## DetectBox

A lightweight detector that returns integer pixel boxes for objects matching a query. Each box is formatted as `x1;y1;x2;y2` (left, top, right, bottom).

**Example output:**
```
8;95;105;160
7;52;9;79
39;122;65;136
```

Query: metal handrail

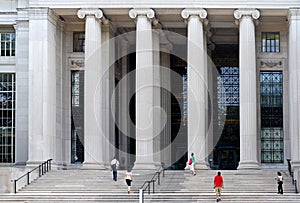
139;166;165;203
13;159;52;193
294;180;298;194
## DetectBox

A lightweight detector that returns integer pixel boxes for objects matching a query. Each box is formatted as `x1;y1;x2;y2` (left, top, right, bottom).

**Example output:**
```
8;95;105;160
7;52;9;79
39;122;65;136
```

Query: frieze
260;59;283;69
69;58;84;70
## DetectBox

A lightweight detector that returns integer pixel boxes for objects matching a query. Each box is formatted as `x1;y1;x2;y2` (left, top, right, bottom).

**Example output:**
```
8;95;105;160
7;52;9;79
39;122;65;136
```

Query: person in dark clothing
276;171;283;194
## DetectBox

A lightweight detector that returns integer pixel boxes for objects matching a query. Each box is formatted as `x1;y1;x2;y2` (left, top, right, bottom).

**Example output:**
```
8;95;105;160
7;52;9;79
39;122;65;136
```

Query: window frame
261;32;280;53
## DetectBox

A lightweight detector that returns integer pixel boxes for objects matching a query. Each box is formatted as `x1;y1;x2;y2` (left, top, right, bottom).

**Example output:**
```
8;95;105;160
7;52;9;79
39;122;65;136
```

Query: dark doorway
212;45;240;170
170;55;188;170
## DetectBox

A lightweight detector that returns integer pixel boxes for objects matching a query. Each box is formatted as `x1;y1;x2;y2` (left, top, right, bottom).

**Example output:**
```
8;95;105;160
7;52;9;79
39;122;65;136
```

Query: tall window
0;73;15;163
0;33;15;56
260;72;283;163
261;32;280;53
73;32;85;52
71;70;84;163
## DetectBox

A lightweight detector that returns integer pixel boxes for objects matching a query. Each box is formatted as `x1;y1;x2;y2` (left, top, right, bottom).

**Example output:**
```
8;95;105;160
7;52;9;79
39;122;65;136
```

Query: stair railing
139;165;165;203
13;159;53;193
294;180;298;194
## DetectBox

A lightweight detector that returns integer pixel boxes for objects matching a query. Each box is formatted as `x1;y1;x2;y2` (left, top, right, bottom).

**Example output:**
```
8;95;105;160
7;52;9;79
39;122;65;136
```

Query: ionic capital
234;9;260;20
129;8;155;19
181;8;207;20
287;9;300;23
77;8;103;19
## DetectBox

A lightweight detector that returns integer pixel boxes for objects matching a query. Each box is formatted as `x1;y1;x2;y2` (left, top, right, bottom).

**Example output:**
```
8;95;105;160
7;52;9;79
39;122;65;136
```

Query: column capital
288;9;300;22
129;8;155;19
234;9;260;20
181;8;207;20
77;8;103;19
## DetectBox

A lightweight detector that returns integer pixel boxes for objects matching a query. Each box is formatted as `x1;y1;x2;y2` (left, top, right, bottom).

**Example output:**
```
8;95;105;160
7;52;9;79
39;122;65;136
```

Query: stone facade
0;0;300;192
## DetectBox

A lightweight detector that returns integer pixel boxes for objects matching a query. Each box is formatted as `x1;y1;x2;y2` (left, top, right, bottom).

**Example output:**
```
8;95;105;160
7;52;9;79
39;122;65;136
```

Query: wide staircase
0;169;299;202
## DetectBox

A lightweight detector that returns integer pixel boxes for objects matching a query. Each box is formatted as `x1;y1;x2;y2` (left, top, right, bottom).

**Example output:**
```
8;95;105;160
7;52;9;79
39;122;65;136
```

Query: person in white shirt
124;169;133;194
110;157;119;181
276;171;283;194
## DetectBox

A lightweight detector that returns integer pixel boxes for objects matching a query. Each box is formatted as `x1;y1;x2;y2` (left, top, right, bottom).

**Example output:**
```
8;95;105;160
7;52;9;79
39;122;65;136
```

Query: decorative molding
260;59;283;69
287;9;300;23
69;58;84;70
181;8;207;20
234;9;260;20
129;8;155;19
77;8;103;19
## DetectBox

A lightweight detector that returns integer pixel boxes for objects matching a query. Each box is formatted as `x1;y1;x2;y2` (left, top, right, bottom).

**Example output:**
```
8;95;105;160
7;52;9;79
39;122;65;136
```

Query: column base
237;161;260;170
195;161;209;170
133;162;157;170
291;160;300;170
82;162;105;170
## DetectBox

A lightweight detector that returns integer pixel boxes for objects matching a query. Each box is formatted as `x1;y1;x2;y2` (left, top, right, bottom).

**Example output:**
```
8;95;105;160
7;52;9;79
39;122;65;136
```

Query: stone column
288;9;300;170
27;8;57;165
160;43;172;168
181;8;208;169
119;39;129;168
153;29;162;165
129;8;156;169
77;8;105;169
234;9;260;170
14;13;29;165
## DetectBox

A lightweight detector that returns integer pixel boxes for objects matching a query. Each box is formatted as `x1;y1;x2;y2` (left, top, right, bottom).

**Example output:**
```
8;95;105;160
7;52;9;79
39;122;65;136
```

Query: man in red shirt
214;171;224;202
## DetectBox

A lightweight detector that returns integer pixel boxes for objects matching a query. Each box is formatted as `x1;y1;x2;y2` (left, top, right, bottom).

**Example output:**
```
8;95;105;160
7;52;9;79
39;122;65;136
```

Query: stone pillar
129;8;156;169
102;23;116;166
288;9;300;170
153;29;161;165
181;8;208;169
160;43;172;168
14;15;29;165
119;39;129;168
234;9;260;170
77;8;105;169
27;8;57;165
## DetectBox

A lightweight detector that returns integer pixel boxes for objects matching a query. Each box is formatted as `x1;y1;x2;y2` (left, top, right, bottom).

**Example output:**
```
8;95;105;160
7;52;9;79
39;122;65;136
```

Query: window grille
0;73;15;163
261;32;280;53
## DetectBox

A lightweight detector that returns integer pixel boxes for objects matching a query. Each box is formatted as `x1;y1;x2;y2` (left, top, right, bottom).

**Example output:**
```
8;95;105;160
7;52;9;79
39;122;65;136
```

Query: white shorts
189;163;195;171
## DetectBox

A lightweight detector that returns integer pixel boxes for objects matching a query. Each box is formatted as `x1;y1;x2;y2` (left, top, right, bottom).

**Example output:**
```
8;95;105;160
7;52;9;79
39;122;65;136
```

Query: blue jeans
113;170;117;181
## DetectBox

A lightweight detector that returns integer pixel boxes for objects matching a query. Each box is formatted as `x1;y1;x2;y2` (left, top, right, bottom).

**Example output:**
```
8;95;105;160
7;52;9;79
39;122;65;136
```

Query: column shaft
153;29;161;165
288;9;300;169
130;9;156;169
234;9;260;169
160;45;172;168
182;9;208;169
78;9;105;169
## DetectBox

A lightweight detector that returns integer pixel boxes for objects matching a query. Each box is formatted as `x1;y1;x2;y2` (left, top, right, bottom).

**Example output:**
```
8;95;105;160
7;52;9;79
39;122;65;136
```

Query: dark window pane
260;72;283;163
261;32;280;53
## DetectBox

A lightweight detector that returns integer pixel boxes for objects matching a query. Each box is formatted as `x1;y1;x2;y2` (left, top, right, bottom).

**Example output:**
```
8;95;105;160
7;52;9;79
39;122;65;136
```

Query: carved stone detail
234;9;260;20
69;58;84;70
129;8;155;19
181;8;207;20
260;59;283;69
77;8;103;19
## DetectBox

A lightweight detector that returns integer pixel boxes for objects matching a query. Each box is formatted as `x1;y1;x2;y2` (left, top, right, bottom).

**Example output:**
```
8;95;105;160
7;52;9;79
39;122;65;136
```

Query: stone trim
129;8;155;19
234;9;260;20
181;8;207;20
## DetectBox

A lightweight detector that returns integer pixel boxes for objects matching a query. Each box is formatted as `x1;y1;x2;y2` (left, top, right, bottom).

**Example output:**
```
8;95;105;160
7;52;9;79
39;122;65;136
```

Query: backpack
111;163;117;170
188;158;192;165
